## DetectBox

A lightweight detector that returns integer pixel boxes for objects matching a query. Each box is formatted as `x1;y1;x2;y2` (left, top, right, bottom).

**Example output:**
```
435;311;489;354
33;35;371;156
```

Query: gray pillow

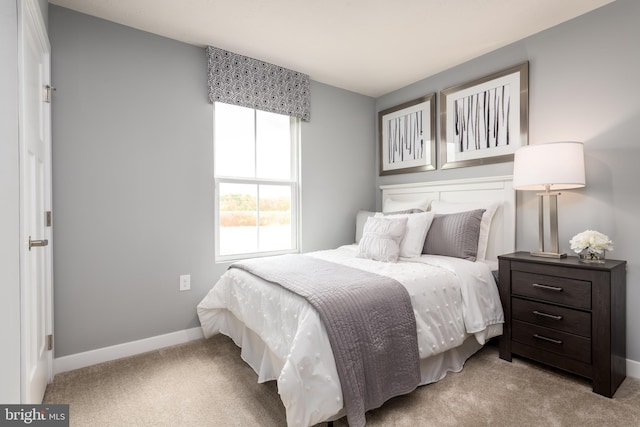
422;209;485;261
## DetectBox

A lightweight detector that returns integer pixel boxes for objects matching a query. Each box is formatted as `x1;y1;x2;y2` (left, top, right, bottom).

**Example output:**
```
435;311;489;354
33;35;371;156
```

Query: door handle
29;236;48;251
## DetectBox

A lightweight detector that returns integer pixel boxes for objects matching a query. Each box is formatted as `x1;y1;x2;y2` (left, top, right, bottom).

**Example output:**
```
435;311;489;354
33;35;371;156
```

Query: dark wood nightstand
498;252;626;397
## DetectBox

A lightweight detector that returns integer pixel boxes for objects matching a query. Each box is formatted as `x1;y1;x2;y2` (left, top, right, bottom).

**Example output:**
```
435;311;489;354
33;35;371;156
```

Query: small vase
579;249;606;264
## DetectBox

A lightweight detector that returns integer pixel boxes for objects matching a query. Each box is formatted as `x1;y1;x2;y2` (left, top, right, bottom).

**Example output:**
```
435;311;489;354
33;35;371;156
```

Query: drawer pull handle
533;310;563;320
532;283;563;292
533;334;563;345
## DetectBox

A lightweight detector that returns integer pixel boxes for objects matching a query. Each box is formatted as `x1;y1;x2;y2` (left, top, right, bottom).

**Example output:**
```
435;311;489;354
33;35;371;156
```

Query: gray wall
0;0;21;403
301;81;377;251
49;5;375;357
376;0;640;363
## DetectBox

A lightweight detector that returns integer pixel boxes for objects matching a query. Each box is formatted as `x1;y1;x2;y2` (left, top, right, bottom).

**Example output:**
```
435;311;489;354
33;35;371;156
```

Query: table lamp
512;141;586;258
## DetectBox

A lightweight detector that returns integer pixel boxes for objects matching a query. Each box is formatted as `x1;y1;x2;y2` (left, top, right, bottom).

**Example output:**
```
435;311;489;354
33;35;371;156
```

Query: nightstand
497;252;626;397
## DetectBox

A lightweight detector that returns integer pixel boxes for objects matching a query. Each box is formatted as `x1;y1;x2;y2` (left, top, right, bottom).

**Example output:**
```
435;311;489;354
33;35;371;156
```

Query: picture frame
439;62;529;169
379;93;436;175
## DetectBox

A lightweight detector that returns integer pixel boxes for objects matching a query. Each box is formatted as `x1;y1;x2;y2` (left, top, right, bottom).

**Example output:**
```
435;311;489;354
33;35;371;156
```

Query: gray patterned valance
206;46;310;121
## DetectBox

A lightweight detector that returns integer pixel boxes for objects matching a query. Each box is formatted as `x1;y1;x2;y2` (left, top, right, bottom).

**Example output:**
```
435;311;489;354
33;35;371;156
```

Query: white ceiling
49;0;614;97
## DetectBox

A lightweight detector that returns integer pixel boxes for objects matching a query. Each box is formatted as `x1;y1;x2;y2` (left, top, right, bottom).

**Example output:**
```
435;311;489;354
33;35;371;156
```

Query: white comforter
197;245;504;427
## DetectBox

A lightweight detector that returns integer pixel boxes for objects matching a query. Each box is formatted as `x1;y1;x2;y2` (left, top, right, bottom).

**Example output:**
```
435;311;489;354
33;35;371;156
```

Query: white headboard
380;176;515;261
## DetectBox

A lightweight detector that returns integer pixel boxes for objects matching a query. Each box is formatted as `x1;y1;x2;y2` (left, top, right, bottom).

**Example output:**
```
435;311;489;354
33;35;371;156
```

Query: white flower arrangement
569;230;613;256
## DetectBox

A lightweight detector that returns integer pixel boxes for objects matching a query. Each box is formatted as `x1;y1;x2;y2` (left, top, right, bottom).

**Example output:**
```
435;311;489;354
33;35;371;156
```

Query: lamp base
530;250;567;259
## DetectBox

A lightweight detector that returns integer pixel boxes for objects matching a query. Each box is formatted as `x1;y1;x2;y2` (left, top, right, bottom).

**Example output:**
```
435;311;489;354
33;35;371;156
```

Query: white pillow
383;198;430;213
376;211;434;258
357;216;408;263
429;200;499;261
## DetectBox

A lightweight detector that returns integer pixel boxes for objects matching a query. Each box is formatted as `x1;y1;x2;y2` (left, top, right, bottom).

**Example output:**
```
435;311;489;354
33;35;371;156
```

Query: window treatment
206;46;310;121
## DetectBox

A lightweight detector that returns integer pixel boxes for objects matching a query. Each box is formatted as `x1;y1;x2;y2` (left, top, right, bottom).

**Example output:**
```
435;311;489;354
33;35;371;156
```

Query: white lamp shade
512;141;586;191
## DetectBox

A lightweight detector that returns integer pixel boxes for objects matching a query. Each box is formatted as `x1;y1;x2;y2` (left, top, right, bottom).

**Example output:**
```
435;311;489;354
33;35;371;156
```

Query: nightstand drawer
512;298;591;337
512;271;591;309
512;320;591;364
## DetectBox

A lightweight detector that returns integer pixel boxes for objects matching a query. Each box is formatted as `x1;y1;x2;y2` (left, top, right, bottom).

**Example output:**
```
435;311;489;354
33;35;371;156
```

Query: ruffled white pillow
376;211;434;258
357;216;408;262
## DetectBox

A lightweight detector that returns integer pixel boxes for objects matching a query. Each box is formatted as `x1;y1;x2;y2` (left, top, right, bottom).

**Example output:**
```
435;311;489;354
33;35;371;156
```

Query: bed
197;176;515;427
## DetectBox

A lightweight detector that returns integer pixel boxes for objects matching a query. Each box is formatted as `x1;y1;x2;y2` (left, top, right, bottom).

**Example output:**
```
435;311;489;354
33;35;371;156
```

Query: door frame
18;0;53;402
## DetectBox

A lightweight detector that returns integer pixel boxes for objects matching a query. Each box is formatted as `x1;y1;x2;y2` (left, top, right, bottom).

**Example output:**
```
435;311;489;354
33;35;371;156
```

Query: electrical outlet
179;274;191;291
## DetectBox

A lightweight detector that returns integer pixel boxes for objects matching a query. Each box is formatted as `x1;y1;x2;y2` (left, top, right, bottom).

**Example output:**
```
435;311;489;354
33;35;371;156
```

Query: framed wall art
439;62;529;169
379;93;436;175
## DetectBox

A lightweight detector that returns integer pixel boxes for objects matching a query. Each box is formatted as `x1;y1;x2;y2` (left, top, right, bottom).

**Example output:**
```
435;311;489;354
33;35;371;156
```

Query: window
214;103;300;261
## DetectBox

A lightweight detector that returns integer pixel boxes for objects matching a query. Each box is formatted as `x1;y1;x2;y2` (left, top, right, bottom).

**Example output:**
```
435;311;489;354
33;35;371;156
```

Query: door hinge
47;334;53;351
43;85;56;103
46;211;52;227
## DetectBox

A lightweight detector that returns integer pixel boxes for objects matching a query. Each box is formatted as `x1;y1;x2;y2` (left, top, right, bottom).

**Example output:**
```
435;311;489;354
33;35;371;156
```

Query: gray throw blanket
230;254;420;427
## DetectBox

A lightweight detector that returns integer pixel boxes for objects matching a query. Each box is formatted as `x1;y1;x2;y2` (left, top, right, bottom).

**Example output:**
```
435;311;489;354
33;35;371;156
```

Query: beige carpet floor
44;336;640;426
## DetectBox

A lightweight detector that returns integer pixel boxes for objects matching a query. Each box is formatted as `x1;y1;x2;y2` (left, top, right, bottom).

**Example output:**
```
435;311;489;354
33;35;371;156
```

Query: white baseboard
627;358;640;379
52;327;640;380
53;327;204;375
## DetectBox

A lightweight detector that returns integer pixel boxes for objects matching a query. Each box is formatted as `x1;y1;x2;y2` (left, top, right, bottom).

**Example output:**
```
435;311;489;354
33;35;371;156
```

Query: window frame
213;103;301;262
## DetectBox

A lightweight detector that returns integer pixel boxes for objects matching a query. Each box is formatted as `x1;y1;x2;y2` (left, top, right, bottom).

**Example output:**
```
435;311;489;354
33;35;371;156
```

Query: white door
19;0;53;404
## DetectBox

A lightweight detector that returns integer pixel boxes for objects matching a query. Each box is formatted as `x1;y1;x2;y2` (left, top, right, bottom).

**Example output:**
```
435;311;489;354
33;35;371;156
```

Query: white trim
51;325;640;383
627;358;640;379
53;327;204;375
19;0;53;403
379;175;514;191
213;107;301;263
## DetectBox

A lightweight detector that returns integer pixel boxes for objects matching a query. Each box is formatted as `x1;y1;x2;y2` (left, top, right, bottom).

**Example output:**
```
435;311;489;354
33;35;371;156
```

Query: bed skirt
211;310;486;424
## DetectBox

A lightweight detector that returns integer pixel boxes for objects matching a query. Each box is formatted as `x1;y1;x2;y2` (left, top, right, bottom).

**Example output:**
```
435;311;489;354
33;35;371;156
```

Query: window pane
214;103;299;260
219;183;257;255
258;185;292;252
256;110;291;180
215;103;255;178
